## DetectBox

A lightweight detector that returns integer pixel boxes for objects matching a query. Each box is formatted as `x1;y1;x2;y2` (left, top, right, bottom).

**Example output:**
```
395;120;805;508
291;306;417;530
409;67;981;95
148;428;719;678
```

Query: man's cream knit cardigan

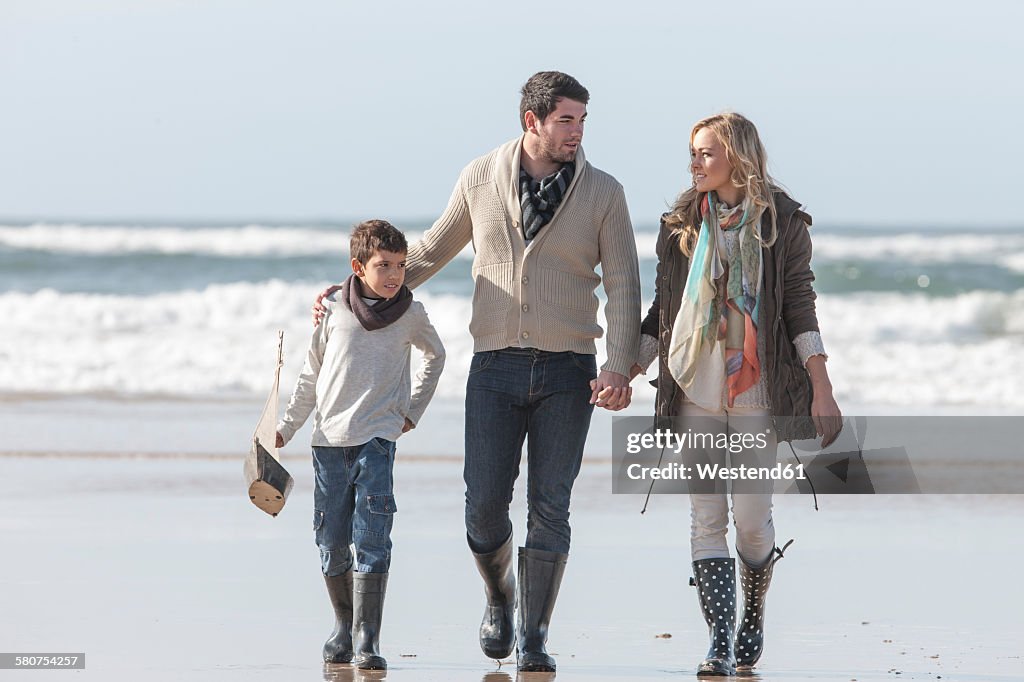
406;135;640;377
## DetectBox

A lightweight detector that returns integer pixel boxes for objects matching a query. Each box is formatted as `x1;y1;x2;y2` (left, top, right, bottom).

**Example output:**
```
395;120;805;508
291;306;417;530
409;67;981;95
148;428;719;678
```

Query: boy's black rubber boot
353;572;388;670
322;570;354;663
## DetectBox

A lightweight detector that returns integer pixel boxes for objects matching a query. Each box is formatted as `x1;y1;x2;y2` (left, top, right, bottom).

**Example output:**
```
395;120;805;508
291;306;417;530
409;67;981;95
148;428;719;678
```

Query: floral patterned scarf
667;192;763;409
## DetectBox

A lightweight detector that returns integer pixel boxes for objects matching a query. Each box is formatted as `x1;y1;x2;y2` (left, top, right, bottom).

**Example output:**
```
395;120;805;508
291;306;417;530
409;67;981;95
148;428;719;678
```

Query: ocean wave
811;232;1024;266
1;283;1022;408
0;283;475;400
7;224;1022;269
817;290;1024;409
818;290;1024;342
0;224;468;259
0;223;347;257
999;251;1024;274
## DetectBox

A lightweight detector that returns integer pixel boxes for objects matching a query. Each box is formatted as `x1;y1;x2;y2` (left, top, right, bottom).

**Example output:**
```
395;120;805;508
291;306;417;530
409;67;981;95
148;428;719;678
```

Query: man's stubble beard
541;135;577;166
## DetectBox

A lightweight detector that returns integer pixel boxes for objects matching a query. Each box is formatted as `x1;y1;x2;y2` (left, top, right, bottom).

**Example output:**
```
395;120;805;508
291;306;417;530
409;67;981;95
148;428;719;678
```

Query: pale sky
2;0;1021;227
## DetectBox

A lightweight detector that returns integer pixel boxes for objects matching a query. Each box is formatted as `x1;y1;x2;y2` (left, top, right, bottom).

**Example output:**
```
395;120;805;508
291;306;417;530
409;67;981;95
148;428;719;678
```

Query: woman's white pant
680;401;778;564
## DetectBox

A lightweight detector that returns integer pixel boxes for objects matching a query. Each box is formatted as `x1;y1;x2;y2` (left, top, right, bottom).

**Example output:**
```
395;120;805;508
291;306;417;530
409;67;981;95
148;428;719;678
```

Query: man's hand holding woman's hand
589;370;632;411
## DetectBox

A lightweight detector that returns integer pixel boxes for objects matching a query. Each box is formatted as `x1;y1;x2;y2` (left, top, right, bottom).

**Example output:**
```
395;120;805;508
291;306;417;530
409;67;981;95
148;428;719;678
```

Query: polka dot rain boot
690;557;737;677
735;540;792;670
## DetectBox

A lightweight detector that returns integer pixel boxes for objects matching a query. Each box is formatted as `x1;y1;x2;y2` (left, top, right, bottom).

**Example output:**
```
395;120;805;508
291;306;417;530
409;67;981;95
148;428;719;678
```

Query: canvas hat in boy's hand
244;331;294;516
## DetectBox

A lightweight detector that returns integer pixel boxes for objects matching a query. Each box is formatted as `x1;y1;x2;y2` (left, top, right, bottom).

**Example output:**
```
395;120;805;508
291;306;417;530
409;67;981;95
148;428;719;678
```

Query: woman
633;112;841;677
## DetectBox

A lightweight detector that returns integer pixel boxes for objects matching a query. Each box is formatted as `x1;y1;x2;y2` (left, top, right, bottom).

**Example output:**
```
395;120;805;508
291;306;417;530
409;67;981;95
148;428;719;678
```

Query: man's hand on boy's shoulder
312;284;342;326
402;418;415;433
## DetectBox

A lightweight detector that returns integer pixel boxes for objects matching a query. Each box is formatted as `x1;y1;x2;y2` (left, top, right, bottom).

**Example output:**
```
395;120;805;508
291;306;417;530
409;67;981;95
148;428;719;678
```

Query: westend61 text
625;428;770;455
626;462;807;481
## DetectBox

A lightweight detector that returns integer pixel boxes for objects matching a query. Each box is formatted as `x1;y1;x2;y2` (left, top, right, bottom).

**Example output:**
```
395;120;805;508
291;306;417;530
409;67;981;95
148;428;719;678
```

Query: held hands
589;370;632;411
311;285;342;326
587;365;643;411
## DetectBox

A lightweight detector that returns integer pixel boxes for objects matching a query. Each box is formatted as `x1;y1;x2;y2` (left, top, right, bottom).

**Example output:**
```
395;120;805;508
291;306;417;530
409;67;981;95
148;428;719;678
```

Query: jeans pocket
468;350;496;375
366;493;398;515
365;494;398;539
569;351;598;378
369;437;395;456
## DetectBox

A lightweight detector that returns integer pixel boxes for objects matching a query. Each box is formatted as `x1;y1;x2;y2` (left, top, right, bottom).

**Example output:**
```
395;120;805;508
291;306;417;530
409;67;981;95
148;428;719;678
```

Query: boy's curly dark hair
350;219;408;264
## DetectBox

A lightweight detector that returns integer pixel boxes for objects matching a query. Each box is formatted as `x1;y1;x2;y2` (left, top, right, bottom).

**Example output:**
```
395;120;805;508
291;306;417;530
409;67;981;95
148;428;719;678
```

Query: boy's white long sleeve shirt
277;294;445;448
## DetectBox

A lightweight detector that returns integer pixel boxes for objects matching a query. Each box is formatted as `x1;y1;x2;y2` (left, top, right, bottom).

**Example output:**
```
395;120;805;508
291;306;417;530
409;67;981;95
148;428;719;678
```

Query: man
314;71;640;672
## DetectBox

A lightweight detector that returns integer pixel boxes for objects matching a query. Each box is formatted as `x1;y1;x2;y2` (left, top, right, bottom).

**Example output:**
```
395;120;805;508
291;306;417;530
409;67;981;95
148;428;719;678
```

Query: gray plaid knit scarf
519;162;575;242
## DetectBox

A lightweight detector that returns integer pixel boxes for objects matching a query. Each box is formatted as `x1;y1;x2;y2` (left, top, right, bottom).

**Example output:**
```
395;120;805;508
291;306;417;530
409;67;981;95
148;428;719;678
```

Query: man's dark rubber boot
322;570;354;663
516;547;567;673
471;534;516;659
735;540;792;669
691;558;737;677
352;572;388;670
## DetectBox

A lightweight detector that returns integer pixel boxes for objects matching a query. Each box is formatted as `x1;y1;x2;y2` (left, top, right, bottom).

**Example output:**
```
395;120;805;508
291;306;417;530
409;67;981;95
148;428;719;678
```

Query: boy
276;219;445;670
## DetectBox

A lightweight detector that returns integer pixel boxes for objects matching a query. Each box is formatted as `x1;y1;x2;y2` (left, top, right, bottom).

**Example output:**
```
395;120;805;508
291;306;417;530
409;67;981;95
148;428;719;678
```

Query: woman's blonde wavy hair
665;112;779;256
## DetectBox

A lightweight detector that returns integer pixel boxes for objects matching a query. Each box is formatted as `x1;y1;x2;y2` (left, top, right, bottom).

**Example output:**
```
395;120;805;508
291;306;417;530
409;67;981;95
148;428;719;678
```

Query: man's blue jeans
312;438;397;575
464;348;596;555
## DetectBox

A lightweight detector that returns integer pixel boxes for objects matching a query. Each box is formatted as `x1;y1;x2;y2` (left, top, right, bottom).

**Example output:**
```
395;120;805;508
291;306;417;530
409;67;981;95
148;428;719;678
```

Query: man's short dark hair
519;71;590;131
350;219;408;264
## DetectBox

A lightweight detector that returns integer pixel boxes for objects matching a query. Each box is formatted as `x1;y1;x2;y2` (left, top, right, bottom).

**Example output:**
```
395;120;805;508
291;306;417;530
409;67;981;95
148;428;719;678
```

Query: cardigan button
522;276;529;285
522;304;529;312
522;332;530;340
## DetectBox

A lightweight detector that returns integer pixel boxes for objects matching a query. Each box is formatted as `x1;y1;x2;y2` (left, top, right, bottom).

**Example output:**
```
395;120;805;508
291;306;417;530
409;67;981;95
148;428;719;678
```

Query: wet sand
2;453;1023;681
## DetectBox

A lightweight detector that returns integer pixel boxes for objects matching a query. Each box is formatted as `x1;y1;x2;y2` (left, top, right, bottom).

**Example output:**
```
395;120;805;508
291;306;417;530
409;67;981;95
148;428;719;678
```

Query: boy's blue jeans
312;438;397;576
464;348;596;555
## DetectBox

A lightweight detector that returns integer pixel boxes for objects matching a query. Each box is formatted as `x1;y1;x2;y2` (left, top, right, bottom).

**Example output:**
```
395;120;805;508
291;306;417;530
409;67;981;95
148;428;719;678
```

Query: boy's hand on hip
275;432;284;448
401;418;415;433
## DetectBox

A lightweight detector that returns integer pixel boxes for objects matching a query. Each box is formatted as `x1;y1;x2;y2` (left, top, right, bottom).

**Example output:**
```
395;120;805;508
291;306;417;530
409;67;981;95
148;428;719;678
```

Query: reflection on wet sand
510;671;555;682
323;662;388;681
321;663;559;681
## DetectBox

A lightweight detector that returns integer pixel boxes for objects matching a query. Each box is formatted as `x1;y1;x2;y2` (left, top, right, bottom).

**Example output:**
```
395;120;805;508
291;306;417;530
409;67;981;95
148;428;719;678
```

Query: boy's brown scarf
340;273;412;331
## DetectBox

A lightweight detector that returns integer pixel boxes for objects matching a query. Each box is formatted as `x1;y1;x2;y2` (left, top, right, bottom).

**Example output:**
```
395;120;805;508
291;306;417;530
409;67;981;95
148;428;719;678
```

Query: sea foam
0;224;465;259
1;283;1022;409
6;223;1022;267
